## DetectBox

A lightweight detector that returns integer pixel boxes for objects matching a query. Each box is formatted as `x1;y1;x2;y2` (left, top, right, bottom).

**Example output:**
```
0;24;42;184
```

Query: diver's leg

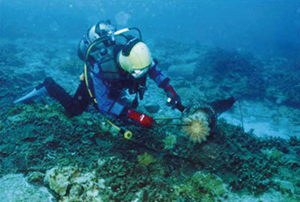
43;77;72;108
67;79;91;117
43;77;91;117
14;77;91;117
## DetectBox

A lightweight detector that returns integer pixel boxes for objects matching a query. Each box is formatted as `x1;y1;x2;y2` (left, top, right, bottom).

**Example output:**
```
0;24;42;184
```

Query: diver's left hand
164;84;182;109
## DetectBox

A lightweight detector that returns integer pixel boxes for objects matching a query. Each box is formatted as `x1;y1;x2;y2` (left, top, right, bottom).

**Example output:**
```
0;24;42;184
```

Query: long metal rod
154;123;191;126
154;117;182;120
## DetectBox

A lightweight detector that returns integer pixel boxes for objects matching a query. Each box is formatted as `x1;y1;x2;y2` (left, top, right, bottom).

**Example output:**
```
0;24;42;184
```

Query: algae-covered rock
174;170;228;201
45;166;75;196
26;171;45;185
192;171;227;196
0;174;54;202
144;103;160;114
44;166;104;202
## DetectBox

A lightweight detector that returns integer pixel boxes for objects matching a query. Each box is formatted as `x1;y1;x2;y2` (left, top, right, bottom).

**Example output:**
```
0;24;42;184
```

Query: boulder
0;174;54;202
144;103;161;113
167;62;197;79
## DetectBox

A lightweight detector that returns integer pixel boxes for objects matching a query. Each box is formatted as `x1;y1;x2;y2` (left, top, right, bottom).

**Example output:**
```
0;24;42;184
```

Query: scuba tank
77;20;144;103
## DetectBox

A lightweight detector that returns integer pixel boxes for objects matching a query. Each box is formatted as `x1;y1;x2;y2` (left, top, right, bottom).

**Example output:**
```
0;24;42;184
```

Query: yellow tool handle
106;119;133;140
122;129;133;140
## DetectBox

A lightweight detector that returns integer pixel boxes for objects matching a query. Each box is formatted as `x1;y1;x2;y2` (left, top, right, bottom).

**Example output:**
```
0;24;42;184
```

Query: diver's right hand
127;110;155;127
164;84;182;110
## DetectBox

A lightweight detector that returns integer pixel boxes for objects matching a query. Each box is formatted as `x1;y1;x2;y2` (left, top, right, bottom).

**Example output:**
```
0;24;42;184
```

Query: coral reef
263;57;300;106
1;38;300;202
1;102;115;176
1;101;300;201
193;48;266;100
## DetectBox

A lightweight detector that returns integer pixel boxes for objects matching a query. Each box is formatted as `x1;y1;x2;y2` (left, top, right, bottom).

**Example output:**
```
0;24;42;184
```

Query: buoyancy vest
83;30;147;105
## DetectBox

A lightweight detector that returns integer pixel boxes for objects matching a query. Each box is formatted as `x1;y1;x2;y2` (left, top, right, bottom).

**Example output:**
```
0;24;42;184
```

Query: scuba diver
14;20;184;128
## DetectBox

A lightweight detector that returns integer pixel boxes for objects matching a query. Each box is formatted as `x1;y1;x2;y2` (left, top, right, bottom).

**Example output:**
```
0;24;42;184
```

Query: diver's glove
127;110;155;127
164;84;182;110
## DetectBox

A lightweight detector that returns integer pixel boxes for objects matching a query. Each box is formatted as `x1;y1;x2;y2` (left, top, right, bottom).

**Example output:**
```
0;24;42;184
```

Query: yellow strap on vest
84;63;97;104
83;37;107;104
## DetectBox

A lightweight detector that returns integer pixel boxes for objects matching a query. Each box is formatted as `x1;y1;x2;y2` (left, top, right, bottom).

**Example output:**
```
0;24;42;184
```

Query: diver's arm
148;59;170;89
92;76;154;127
148;59;183;111
95;95;154;127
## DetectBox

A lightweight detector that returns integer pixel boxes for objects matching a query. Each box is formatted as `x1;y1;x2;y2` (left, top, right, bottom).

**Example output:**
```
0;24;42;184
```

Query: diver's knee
43;77;56;87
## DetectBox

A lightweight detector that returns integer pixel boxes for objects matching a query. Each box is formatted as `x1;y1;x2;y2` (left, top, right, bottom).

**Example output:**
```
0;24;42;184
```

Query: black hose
128;27;142;39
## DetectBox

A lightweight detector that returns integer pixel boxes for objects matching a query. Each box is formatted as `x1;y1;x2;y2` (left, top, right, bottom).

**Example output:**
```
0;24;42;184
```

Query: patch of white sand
227;190;299;202
220;100;300;139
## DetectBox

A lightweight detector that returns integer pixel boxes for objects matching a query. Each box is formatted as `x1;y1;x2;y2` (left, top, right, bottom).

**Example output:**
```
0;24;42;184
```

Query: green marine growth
174;171;228;201
137;152;157;166
6;103;69;125
163;134;177;150
262;148;284;161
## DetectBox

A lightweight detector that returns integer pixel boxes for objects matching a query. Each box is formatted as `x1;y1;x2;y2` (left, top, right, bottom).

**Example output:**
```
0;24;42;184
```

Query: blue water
1;0;299;58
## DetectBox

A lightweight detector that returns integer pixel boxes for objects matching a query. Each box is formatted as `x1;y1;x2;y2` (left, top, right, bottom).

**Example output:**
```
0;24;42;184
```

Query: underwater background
1;0;300;201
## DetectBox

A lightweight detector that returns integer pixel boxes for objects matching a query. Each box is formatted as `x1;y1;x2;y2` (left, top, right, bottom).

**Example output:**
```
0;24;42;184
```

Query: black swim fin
209;97;235;115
